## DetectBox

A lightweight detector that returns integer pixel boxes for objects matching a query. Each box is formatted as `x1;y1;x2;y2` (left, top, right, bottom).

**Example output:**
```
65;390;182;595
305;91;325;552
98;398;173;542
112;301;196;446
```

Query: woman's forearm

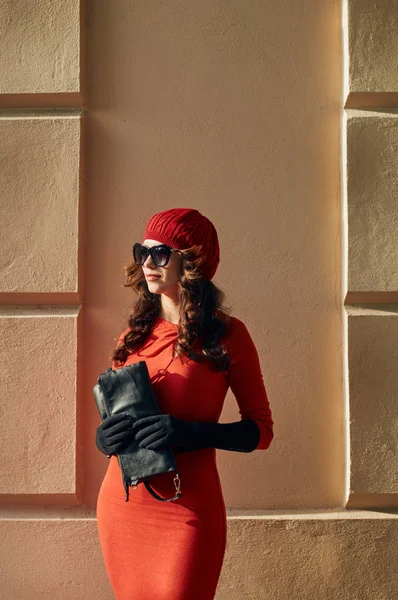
171;418;261;453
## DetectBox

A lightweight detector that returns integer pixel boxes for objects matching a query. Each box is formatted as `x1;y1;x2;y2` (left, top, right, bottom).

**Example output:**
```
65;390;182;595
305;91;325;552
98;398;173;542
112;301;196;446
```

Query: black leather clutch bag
93;361;182;503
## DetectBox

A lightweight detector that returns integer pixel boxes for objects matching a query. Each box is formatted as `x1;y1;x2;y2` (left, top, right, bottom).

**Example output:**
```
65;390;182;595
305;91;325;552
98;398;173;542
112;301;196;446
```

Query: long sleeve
224;317;274;450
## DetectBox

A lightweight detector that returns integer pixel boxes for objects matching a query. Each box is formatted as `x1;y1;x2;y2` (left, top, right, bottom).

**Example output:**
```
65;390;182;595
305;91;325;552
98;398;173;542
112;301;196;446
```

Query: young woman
95;207;274;600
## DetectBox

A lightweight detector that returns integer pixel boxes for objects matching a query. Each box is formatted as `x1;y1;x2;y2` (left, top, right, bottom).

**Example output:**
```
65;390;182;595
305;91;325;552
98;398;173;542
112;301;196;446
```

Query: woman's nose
143;253;155;267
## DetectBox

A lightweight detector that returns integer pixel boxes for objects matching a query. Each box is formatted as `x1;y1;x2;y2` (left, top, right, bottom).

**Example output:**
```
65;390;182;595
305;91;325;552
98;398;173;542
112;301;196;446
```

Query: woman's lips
146;274;161;280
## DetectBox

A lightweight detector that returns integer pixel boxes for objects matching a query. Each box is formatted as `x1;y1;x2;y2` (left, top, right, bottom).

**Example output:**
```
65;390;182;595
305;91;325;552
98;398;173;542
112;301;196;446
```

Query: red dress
96;315;274;600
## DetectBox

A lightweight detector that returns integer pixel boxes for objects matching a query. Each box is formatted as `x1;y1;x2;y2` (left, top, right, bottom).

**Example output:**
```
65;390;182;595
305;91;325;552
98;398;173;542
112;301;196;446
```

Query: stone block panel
0;0;80;94
346;110;398;292
347;306;398;495
0;513;112;600
220;512;398;600
0;115;81;293
0;308;79;495
345;0;398;93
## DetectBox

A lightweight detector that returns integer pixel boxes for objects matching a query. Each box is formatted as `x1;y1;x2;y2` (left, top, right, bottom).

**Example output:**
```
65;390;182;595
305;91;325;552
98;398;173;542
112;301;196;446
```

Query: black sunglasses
132;243;181;267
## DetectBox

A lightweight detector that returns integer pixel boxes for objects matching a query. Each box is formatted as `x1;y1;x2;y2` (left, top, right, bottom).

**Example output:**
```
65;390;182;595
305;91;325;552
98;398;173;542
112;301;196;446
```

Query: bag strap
144;474;182;502
123;473;182;503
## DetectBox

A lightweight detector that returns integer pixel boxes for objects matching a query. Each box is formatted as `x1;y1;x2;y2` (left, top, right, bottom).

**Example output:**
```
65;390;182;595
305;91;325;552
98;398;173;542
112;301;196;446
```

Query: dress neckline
155;316;179;327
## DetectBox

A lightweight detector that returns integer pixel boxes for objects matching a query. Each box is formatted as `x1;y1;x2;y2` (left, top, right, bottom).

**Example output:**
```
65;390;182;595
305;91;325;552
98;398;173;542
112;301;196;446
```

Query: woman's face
141;239;183;296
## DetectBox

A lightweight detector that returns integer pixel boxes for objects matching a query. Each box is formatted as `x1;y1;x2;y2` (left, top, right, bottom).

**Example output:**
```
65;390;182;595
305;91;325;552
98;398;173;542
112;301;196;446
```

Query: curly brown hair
110;243;233;372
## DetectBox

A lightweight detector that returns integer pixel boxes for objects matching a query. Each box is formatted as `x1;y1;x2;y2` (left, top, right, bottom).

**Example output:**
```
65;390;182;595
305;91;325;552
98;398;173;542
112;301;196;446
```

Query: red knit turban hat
143;207;220;280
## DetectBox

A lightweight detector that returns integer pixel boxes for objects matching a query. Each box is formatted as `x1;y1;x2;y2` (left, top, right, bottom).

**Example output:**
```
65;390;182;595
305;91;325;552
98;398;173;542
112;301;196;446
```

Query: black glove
95;413;135;457
132;414;261;453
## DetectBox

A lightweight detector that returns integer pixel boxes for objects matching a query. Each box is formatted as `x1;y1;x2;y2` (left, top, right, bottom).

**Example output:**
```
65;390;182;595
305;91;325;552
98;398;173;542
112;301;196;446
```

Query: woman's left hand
132;414;184;450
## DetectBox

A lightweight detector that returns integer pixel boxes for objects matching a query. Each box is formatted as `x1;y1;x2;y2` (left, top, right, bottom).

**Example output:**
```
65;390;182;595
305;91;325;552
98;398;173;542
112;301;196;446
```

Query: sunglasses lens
133;244;147;265
152;246;170;266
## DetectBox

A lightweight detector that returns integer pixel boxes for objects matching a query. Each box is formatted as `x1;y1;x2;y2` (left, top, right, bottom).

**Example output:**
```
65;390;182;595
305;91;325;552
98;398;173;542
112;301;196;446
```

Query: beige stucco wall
1;0;397;598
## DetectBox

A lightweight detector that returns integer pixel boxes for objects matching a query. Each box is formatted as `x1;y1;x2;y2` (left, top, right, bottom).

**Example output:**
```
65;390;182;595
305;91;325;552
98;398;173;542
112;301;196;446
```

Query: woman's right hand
95;413;135;457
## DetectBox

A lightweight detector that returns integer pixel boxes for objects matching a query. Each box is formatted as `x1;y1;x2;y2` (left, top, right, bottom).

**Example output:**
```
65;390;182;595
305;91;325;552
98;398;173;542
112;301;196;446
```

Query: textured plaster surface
0;115;81;293
346;110;398;291
218;514;398;600
0;308;78;495
85;0;344;510
347;307;398;495
0;0;80;94
346;0;398;93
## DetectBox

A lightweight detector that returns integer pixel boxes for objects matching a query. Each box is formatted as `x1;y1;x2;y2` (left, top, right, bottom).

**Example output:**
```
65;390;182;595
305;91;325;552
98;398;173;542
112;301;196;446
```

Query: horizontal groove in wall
227;509;398;519
0;496;80;511
0;108;83;118
345;92;398;109
347;493;398;510
345;304;398;314
345;292;398;305
0;93;84;110
345;107;398;116
0;306;81;317
0;293;81;305
0;506;96;520
1;507;398;521
344;304;398;315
